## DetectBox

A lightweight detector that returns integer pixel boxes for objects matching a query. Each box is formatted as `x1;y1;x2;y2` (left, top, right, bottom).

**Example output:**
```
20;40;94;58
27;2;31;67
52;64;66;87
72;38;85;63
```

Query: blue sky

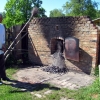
0;0;100;16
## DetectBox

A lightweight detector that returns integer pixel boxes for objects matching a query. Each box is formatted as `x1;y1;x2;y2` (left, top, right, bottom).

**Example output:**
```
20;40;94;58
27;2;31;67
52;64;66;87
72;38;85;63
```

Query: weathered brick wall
28;16;100;74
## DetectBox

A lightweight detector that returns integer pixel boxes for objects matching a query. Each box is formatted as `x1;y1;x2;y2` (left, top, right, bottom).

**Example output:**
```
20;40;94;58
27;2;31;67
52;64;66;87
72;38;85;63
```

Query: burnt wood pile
42;40;68;73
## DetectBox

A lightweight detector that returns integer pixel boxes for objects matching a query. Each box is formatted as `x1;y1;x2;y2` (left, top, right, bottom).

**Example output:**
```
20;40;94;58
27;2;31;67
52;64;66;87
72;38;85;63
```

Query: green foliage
5;54;21;66
96;10;100;18
63;0;99;19
0;12;6;18
50;9;65;17
3;0;46;28
94;66;99;76
5;53;31;67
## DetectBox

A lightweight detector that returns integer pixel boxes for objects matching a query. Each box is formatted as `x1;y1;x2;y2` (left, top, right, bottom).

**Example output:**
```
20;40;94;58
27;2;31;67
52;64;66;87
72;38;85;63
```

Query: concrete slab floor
13;66;95;90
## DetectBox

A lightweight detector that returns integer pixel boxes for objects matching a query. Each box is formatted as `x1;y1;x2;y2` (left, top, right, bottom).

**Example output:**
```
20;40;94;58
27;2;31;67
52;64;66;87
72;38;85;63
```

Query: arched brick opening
50;37;64;54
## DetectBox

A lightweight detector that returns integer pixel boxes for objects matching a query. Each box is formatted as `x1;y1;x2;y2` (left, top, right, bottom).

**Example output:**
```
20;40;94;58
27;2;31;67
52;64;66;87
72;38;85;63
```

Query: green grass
0;66;99;100
33;78;99;100
0;85;32;100
66;78;100;100
0;66;32;100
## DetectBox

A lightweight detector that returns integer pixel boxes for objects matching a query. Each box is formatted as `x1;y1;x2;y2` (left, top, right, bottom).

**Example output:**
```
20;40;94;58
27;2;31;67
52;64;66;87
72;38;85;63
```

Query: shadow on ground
4;79;60;93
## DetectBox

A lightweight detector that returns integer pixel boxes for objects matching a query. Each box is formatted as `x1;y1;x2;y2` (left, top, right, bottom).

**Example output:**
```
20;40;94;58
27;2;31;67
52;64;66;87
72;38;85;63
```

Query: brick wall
28;16;100;74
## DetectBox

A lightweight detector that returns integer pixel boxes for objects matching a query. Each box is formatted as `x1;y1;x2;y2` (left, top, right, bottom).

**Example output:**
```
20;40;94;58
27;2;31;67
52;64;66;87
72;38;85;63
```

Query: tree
96;10;100;18
33;0;46;17
63;0;99;19
0;12;6;18
3;0;46;28
49;9;65;17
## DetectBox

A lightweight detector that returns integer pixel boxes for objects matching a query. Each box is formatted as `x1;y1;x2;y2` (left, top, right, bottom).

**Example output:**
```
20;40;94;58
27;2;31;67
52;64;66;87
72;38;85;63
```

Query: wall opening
50;38;64;54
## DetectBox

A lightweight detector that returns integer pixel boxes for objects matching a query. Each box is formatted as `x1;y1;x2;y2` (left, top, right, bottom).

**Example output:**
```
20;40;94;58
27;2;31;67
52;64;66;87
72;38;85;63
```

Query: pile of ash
42;51;68;74
42;66;68;73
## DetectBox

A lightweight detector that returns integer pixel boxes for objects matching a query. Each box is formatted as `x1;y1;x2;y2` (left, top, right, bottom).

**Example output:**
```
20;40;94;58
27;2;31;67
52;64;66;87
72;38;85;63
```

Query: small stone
34;94;42;98
60;97;67;100
20;89;27;91
30;92;34;94
44;90;52;94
